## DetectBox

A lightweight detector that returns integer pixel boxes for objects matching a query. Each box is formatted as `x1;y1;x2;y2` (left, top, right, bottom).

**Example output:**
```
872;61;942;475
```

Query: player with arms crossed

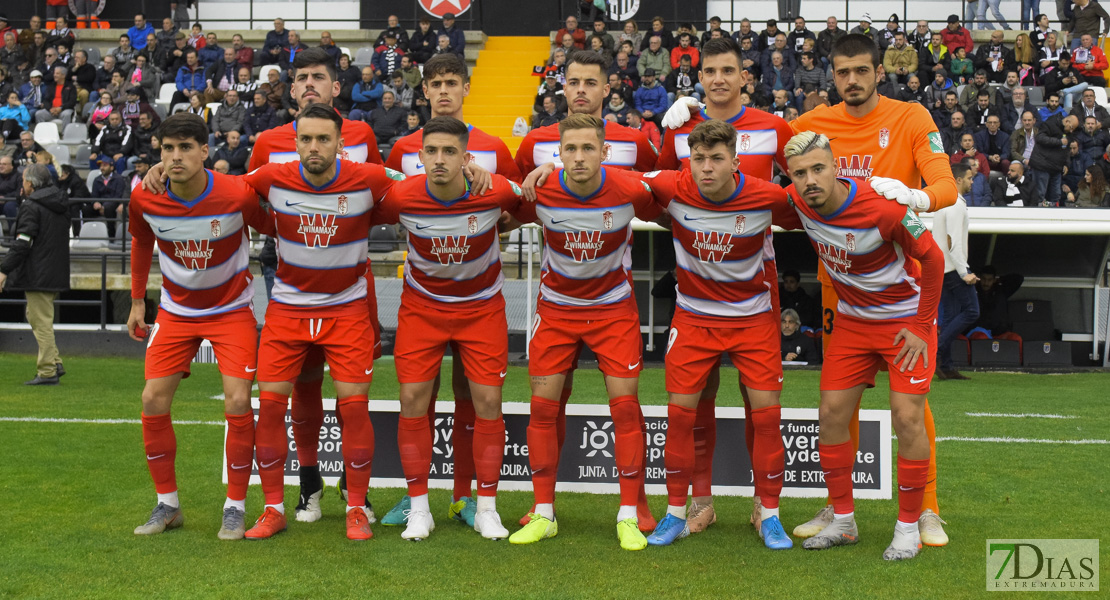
507;114;660;551
380;53;522;529
240;105;402;541
128;113;270;540
373;116;524;541
636;119;796;549
781;131;943;561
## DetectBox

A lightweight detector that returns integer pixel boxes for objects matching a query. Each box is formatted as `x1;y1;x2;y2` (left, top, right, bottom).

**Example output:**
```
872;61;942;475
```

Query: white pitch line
0;417;223;426
935;436;1109;445
965;412;1079;419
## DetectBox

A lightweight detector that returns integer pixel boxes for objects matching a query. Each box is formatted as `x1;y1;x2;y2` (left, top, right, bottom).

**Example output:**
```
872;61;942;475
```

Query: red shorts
258;308;374;384
529;311;642;378
821;315;936;395
665;313;782;394
395;299;508;386
304;280;381;369
144;308;258;380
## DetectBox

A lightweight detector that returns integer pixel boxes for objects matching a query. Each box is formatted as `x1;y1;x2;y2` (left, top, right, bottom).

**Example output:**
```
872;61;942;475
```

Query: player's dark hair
156;113;209;147
559;113;606;142
293;47;337;81
296;102;343;133
829;33;881;68
422;53;469;84
701;37;744;66
567;49;611;75
952;162;973;181
688;119;737;154
422;116;469;146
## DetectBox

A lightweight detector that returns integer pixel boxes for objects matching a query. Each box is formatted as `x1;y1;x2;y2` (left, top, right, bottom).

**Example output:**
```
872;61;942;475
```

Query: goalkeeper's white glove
869;176;931;212
661;96;702;130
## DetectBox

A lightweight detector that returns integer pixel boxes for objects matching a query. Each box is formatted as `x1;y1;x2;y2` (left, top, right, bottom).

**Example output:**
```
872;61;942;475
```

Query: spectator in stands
89;156;126;237
665;55;698;103
779;308;819;363
899;74;928;104
849;13;880;46
1068;164;1110;206
778;269;820;328
960;70;998;110
948;47;975;85
230;34;253;72
410;18;436;64
1030;114;1079;205
198;32;223;68
918;32;949;84
187;23;206;50
633;68;668;127
14;131;43;168
132;111;156;157
19;69;47;120
16;15;41;51
1039;31;1064;75
975;115;1010;173
700;16;728;47
385;72;413;110
615;20;642;56
211;159;230;174
124;54;158;102
90;111;134;173
534;71;564;109
532;94;562;129
786;17;815;57
128;14;155;52
1071;34;1108;87
815;17;846;68
757;19;781;51
25;31;48;69
52;163;88;236
638;37;671;79
934;161;978;380
1072;88;1110;129
126;152;152;193
261;67;288;118
163;31;190;74
619;108;655;149
1;90;30;140
669;33;698;70
231;67;259;107
367;89;405;146
376;15;410;51
760;50;794;98
1001;87;1034;134
435;35;454;58
793;50;827;104
942;110;972;153
732;18;756;47
997;71;1021;103
36;47;61;86
211;88;244;144
603;91;629;124
769;89;792;118
35;65;75;125
973;30;1012;84
884;31;917;84
244;89;279;144
349;66;382;122
157;17;179;52
211;130;248;175
48;17;74;53
1038;92;1069;122
280;31;309;81
1069;0;1109;49
334;54;359;112
958;155;992;206
374;32;405;80
941;14;974;55
611;51;639;87
1077;114;1110;161
170;47;204;107
400;111;421;137
1062;138;1094;196
1011;34;1037;84
1011;109;1038;165
908;19;932;52
637;17;671;52
0;164;68;385
0;156;18;233
588;35;613;64
204;47;240;103
879;14;904;51
263;18;290;66
591;18;616;52
103;70;129;106
1;32;24;71
556;16;587;51
761;33;796;73
967;91;1001;130
992;160;1038;204
952;132;991;177
85;92;113;139
973;267;1025;334
399;55;421;90
1030;13;1053;51
439;12;466;57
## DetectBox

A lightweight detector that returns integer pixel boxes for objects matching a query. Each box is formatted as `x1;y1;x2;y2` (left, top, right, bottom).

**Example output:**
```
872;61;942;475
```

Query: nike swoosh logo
365;368;374;375
910;377;928;384
551;152;560;158
899;486;914;491
628;362;640;370
415;224;432;230
777;376;784;382
803;223;818;232
352;460;371;469
499;371;507;378
767;472;783;479
146;454;165;460
620;470;638;477
260;459;282;469
465;425;475;431
665;469;681;474
550;218;569;225
245;366;257;373
291;419;306;425
415;163;424;169
682;214;702;221
480;482;496;488
822;471;833;477
231;463;250;470
406;477;418;483
286;200;306;207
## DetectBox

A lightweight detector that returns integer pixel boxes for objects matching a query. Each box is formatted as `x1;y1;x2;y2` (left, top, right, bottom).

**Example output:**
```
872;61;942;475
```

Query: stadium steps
466;36;552;153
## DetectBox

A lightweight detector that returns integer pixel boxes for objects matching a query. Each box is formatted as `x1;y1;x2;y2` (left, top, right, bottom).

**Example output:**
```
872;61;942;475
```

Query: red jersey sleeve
384;142;404;172
880;203;944;337
620;171;662;221
654;127;681;171
777;186;805;230
372;186;402;226
351;162;405;199
242;164;277;200
128;193;154;299
637;169;679;209
511;195;538;224
773;119;794;172
365;133;384;165
485;174;525;213
515;132;538;177
494;141;524;183
633;129;659;172
246;134;272;173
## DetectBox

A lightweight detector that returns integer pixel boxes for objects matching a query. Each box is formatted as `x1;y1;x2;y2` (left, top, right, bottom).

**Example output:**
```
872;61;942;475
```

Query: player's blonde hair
783;131;832;160
559;113;606;143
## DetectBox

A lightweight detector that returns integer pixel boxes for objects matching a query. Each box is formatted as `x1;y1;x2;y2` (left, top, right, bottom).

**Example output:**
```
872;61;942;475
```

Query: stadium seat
85;170;99;191
970;338;1022;367
206;102;221;117
1009;299;1053;323
71;221;110;250
257;64;281;83
339;46;352;60
171;102;190;115
60;122;88;145
152;104;167;121
1028;86;1045;106
44;143;70;165
1022;340;1072;366
955;84;966;99
33;122;61;145
1092;86;1108;108
85;46;101;64
74;143;92;164
156;83;177;108
368;224;399;252
353;47;376;67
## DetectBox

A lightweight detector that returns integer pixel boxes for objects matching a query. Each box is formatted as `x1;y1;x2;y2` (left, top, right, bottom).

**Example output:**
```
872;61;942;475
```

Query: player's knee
140;386;172;415
224;393;250;415
608;397;642;433
891;404;925;440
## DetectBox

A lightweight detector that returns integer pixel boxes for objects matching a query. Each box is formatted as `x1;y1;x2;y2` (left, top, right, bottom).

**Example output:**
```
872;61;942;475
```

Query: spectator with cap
127;153;152;193
879;14;903;50
439;13;466;57
849;14;881;46
535;69;564;110
941;15;974;55
262;18;290;66
633;67;668;127
163;30;190;74
376;15;411;52
373;32;405;80
244;89;279;145
0;15;15;47
410;18;437;64
556;16;586;50
19;69;47;119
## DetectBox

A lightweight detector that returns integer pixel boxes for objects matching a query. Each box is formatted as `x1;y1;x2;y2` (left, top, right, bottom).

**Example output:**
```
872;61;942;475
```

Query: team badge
879;128;890;148
210;219;221;237
845;232;856;252
739;133;751;152
1026;302;1035;313
1043;342;1053;354
602;210;614;230
467;214;478;233
337;195;348;215
340;149;350;161
734;214;746;234
604;145;614;162
992;341;1000;352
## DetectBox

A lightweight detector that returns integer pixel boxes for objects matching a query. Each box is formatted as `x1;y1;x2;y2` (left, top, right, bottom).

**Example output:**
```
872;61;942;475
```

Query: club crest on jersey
739;133;751;152
210;219;221;238
173;239;214;270
564;230;604;262
337;195;348;215
340;149;350;161
693;231;734;262
604;145;613;162
297;214;339;247
430;235;471;265
879;128;890;149
466;214;479;234
836;155;874;178
816;242;852;274
734;214;746;234
601;210;614;230
846;232;856;251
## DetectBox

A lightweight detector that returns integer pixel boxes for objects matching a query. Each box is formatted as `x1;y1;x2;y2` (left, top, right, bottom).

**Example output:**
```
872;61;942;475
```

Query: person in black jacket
780;309;820;363
243;89;279;145
972;267;1024;335
89;111;135;173
375;15;411;51
90;157;127;237
1028;114;1078;205
54;163;91;236
409;18;437;64
211;130;249;175
0;155;20;233
0;164;69;385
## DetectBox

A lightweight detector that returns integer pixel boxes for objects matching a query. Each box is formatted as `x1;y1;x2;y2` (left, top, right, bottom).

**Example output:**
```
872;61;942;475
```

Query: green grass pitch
0;353;1106;599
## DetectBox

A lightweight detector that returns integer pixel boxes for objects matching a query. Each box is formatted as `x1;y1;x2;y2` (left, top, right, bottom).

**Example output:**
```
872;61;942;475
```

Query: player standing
636;120;794;550
128;113;269;540
507;114;660;551
781;131;943;561
374;117;523;541
241;105;402;541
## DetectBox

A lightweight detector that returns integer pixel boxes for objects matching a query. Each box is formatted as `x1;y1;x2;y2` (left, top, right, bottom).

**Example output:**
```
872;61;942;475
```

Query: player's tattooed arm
521;162;558;202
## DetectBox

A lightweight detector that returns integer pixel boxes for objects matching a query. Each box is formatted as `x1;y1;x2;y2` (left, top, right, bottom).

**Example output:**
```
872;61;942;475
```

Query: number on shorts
146;322;161;349
665;327;678;355
823;308;835;335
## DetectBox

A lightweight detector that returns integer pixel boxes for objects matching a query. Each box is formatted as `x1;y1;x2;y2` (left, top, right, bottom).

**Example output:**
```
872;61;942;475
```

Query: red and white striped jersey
244;160;403;315
515;167;660;318
374;174;523;310
780;178;943;334
515;120;658;175
129;170;268;318
386;123;524;182
637;169;792;326
246;115;383;172
654;106;793;178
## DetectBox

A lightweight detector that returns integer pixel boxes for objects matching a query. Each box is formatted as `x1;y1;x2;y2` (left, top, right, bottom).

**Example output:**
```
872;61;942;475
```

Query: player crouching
782;132;943;561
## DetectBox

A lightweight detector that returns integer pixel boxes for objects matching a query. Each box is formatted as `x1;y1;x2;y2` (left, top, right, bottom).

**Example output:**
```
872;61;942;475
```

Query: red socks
290;379;324;467
141;413;177;494
555;386;571;455
691;396;716;497
256;391;289;505
473;416;505;497
453;397;477;500
398;414;432;497
819;440;856;515
609;395;644;507
897;455;930;523
750;405;785;509
664;404;697;507
337;395;373;507
526;396;561;504
224;412;255;502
